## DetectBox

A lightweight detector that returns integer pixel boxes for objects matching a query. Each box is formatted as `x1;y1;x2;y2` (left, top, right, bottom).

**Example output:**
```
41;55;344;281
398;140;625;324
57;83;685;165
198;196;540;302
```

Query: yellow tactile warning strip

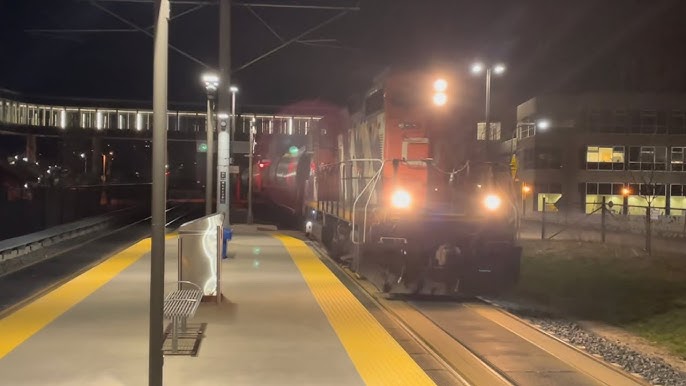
274;234;436;386
0;237;152;359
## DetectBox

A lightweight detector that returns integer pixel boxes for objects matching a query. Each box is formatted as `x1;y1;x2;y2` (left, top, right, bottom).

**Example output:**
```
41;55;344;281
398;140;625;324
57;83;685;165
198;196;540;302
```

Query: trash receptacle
222;227;233;259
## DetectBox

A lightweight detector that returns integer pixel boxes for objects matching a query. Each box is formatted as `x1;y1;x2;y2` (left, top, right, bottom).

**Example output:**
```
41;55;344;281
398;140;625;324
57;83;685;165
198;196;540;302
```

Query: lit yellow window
587;146;599;162
598;147;613;163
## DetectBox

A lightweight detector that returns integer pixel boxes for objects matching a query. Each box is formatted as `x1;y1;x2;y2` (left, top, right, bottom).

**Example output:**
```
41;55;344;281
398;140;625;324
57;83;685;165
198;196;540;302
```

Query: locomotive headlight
483;194;502;211
391;189;411;209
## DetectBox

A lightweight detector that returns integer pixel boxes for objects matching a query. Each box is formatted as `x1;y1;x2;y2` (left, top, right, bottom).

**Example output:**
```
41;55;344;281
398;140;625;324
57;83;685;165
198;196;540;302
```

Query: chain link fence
521;197;686;255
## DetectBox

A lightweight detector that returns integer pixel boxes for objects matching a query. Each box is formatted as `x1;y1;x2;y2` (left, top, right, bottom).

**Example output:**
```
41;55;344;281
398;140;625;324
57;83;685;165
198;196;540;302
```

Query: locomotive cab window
364;89;384;116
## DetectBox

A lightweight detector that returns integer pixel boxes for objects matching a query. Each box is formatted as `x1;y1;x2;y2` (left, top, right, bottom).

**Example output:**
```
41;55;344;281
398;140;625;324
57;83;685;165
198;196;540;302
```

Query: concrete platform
0;224;433;385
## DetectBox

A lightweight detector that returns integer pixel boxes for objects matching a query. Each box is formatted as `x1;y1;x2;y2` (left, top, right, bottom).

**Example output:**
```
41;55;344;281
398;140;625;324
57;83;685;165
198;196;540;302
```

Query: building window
517;122;535;139
535;183;562;212
589;110;605;132
669;111;686;135
612;110;628;134
629;146;667;171
627;183;667;215
534;147;562;169
672;147;686;171
522;149;535;169
586;146;624;170
585;182;626;214
585;182;666;215
640;110;657;134
671;184;686;215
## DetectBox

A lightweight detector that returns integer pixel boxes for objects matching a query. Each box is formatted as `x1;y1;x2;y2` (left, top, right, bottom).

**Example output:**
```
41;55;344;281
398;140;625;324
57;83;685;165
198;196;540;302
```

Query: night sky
2;0;686;122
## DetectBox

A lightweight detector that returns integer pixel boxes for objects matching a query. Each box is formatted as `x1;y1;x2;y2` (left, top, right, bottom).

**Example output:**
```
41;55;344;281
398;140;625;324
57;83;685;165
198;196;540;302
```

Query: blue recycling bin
222;227;233;259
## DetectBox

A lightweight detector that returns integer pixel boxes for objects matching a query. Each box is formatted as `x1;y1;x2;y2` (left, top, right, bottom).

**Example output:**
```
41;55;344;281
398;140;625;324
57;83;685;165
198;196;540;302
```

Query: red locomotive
258;68;521;295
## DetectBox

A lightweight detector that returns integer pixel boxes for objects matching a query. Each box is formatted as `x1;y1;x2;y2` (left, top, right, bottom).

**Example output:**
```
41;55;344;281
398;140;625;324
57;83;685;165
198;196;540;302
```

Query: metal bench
163;281;203;353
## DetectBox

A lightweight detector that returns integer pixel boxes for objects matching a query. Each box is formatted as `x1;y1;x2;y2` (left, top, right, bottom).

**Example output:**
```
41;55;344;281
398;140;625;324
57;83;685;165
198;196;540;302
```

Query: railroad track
0;204;198;316
309;241;649;386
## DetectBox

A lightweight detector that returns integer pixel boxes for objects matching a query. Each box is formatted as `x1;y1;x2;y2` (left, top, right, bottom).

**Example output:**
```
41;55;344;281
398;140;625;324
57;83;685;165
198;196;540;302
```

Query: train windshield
427;162;515;215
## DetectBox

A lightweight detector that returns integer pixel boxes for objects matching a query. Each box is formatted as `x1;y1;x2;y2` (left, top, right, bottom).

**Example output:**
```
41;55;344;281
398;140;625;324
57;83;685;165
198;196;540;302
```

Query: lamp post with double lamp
471;62;506;157
202;73;220;215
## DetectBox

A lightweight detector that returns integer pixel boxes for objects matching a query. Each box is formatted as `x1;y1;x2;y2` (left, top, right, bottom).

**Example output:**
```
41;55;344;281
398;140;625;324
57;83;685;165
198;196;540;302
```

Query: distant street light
229;85;238;142
537;119;551;130
471;61;506;155
202;72;220;215
522;184;531;216
471;63;484;74
202;73;219;92
80;152;87;174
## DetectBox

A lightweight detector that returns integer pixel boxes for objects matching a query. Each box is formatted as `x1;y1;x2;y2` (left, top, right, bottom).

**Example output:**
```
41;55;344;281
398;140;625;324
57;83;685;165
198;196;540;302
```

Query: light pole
622;186;631;215
471;62;505;157
80;152;87;174
101;154;107;182
202;73;219;215
230;86;238;142
522;184;531;217
247;117;255;224
217;112;230;218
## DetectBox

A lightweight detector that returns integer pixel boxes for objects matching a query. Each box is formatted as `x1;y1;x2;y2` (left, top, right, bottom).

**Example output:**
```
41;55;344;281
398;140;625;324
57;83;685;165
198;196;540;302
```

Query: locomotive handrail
361;164;386;243
349;159;384;244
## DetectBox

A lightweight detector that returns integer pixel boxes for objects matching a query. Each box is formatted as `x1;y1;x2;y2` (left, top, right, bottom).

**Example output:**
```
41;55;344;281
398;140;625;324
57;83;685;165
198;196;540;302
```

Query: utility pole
149;0;168;385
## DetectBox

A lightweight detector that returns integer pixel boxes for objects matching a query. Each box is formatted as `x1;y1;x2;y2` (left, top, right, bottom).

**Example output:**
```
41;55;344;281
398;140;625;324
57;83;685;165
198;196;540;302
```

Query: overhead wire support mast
150;0;169;385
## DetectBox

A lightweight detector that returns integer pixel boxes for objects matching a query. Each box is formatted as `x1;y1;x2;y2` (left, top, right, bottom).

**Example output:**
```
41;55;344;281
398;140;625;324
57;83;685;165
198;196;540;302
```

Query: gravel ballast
488;299;686;386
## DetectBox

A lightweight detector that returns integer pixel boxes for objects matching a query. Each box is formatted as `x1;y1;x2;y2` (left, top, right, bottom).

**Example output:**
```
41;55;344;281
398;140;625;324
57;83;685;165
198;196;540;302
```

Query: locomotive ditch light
484;194;502;211
391;189;412;209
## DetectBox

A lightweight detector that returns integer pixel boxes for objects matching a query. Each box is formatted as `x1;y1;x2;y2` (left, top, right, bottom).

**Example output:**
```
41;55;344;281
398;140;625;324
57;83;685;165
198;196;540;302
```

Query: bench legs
170;317;189;353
